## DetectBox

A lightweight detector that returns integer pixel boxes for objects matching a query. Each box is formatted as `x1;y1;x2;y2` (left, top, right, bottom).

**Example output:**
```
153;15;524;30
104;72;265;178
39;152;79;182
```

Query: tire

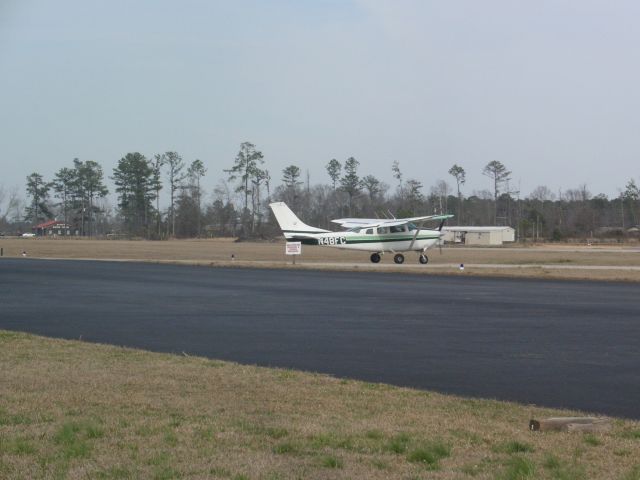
393;253;405;264
419;254;428;264
370;253;381;263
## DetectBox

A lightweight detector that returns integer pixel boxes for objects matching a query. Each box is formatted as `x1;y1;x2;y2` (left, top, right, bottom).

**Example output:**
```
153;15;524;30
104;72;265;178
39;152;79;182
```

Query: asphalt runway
1;259;638;419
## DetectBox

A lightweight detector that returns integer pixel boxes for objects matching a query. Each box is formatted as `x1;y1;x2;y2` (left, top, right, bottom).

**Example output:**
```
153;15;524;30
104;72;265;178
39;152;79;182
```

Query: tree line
1;141;639;241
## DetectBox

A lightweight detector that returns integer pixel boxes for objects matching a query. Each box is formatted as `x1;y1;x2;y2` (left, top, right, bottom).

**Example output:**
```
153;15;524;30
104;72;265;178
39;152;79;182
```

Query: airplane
269;201;453;264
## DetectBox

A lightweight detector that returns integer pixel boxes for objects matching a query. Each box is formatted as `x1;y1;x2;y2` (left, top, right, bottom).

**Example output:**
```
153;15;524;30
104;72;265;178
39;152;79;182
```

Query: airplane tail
269;202;330;239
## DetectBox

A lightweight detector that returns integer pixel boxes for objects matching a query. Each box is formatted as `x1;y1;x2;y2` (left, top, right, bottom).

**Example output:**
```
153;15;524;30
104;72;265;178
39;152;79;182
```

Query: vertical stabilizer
269;202;329;237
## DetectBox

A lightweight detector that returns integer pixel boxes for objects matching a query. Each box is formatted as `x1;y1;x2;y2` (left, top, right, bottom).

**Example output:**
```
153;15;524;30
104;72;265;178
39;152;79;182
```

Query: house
441;226;515;246
32;220;72;237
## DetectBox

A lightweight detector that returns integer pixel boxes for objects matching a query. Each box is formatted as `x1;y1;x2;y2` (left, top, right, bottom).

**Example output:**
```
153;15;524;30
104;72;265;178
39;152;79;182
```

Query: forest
1;142;639;242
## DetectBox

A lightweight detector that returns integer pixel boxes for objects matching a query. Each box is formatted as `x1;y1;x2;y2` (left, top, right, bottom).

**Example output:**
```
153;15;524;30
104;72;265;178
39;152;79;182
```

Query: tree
25;173;52;224
623;179;639;225
430;180;451;214
482;160;511;225
251;167;269;231
339;157;361;215
448;164;466;223
392;160;403;190
163;151;186;237
361;175;382;202
187;159;207;236
112;153;156;237
282;165;302;190
326;159;341;190
151;154;164;238
174;187;199;238
52;167;76;227
0;185;5;225
225;142;264;213
75;160;108;237
404;179;424;215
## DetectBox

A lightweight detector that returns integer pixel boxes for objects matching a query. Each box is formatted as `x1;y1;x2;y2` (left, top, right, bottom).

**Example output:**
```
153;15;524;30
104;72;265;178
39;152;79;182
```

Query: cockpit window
365;228;373;234
377;227;389;234
390;225;406;233
408;223;418;231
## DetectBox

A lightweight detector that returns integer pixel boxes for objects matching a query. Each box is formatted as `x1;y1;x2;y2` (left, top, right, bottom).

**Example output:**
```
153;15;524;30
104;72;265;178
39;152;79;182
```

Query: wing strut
408;227;420;250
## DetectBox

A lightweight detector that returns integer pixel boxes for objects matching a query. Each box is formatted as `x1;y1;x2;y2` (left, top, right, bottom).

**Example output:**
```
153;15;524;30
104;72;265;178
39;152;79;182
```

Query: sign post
285;242;302;264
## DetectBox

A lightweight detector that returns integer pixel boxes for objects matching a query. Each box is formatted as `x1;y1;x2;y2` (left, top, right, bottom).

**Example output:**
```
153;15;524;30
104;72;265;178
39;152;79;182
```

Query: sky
1;0;639;203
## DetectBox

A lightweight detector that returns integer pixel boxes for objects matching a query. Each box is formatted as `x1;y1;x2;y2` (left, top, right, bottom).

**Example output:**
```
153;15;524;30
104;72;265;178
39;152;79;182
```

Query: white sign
285;242;302;255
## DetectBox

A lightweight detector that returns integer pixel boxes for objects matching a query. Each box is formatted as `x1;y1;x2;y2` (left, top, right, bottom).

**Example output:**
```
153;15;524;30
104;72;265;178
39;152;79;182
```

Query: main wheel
393;253;405;264
419;254;428;264
370;252;381;263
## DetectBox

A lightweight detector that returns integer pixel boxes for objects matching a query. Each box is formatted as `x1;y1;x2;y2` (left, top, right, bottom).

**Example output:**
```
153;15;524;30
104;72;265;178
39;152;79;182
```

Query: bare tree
151;154;164;238
163;151;186;237
404;179;424;215
529;185;555;202
430;180;451;214
623;179;639;226
187;159;207;236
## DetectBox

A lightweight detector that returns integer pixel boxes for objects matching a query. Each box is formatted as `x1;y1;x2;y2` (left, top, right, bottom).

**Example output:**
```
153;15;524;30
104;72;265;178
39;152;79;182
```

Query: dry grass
2;237;640;282
1;331;639;479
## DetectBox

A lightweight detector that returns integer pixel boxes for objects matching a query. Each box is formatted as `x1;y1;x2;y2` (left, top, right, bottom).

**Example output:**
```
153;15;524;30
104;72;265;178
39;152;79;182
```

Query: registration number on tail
318;236;347;246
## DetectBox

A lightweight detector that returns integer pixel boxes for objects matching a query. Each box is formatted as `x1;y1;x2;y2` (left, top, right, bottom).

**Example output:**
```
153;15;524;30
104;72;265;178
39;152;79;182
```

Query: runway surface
1;259;638;419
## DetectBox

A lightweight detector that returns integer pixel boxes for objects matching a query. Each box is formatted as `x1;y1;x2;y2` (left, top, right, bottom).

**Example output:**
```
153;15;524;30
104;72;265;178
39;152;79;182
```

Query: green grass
320;455;343;469
2;437;37;456
622;465;640;480
620;429;640;440
0;408;32;426
385;432;411;454
494;440;535;454
500;456;536;479
2;330;640;479
406;440;451;469
583;434;603;447
53;422;94;459
542;454;587;480
273;441;298;455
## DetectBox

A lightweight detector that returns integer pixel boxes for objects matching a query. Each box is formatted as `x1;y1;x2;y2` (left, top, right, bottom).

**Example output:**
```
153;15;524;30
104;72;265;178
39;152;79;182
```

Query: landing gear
370;252;381;263
393;253;405;264
419;254;429;265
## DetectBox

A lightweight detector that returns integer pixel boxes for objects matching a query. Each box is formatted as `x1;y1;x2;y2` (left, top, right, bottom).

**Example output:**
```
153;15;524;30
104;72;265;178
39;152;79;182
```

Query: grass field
2;237;640;281
1;331;639;480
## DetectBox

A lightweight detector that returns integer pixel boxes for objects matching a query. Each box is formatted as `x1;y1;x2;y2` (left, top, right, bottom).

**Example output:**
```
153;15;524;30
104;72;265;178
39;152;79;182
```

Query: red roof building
32;220;72;236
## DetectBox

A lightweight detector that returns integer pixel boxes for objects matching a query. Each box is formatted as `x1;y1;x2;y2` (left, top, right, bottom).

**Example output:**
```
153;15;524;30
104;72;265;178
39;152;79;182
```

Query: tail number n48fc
318;236;347;246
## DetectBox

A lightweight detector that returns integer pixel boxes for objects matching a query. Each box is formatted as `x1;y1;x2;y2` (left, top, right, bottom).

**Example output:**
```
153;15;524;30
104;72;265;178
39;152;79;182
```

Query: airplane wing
401;214;454;223
331;218;380;227
332;214;454;229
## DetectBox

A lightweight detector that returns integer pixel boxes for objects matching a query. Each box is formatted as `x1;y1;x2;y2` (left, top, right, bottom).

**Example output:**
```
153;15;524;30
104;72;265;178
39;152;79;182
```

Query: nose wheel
370;253;381;263
393;253;405;264
419;254;429;264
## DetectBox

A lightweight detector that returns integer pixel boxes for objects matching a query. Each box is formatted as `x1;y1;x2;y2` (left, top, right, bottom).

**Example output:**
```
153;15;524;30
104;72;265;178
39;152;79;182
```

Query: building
32;220;72;237
441;226;515;246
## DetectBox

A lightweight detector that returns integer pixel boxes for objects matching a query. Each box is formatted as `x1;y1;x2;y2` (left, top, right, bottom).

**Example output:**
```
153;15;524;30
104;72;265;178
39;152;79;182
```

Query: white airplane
269;202;453;264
